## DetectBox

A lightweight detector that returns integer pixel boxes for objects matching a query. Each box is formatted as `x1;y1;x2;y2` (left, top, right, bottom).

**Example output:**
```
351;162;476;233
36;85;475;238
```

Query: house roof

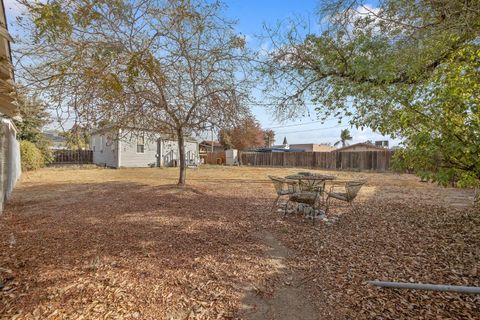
91;127;198;143
0;1;17;118
336;142;386;152
200;140;222;147
256;147;304;153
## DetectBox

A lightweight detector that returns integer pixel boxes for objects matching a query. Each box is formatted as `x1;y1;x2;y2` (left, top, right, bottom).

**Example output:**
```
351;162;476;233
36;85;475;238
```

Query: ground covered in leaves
0;166;478;319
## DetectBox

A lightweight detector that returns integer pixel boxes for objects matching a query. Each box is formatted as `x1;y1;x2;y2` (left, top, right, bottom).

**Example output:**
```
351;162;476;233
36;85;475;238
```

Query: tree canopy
262;0;480;191
219;116;273;150
59;124;90;150
13;92;53;164
16;0;253;185
334;129;352;148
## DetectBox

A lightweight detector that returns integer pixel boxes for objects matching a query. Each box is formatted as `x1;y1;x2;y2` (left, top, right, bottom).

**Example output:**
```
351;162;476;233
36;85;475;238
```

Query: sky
222;0;397;146
4;0;398;146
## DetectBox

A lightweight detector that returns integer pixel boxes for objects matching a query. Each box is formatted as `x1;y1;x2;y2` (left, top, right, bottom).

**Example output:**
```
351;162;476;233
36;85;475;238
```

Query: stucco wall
290;144;336;152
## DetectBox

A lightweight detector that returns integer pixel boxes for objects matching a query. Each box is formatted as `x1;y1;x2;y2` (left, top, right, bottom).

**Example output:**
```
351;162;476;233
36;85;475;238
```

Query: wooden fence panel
51;150;93;165
203;151;226;164
239;150;395;171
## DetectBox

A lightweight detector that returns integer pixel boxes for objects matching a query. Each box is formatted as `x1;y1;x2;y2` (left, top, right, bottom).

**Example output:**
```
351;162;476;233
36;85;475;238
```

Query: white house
0;1;20;212
0;118;21;211
90;129;199;168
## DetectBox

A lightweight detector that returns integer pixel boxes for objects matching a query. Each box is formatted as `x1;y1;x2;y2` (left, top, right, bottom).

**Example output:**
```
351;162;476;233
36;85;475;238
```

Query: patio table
285;174;336;191
284;174;337;220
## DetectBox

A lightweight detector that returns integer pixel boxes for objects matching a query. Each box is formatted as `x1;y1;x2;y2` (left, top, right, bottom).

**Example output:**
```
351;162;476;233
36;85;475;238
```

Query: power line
274;124;350;135
266;118;339;129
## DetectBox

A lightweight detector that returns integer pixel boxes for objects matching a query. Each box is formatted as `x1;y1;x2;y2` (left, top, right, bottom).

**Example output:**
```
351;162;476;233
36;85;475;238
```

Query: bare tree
15;0;253;185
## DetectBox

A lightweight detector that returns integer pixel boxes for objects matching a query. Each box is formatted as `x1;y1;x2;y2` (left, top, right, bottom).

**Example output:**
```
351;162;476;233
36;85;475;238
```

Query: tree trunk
177;128;186;186
474;187;479;207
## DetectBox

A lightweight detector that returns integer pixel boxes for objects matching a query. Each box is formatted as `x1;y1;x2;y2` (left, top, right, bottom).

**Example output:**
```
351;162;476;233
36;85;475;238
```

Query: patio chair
268;176;299;211
325;180;366;214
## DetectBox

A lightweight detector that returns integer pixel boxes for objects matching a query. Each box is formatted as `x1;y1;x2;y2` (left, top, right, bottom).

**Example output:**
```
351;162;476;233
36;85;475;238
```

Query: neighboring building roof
200;140;222;147
289;143;336;152
256;147;304;153
336;142;387;152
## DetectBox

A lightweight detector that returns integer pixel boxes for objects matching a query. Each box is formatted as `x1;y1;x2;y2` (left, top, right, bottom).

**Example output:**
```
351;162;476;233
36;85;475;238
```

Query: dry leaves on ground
0;167;478;319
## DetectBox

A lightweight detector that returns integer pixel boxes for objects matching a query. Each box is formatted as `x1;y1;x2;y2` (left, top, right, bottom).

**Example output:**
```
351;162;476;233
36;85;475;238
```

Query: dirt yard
0;166;478;319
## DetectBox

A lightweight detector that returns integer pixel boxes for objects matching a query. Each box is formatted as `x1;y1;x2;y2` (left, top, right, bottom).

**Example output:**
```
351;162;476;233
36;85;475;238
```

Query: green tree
13;92;52;164
262;0;480;197
14;93;49;143
334;129;352;148
391;46;480;187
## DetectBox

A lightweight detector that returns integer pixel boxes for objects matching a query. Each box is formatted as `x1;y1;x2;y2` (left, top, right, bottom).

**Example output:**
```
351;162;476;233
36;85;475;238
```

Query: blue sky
222;0;396;146
4;0;397;146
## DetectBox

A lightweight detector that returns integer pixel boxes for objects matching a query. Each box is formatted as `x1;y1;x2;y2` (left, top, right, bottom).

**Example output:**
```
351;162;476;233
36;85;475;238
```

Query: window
137;135;145;153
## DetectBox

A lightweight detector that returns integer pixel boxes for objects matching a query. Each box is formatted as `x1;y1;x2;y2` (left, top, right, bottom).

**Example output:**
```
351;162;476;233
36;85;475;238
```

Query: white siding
160;140;198;167
0;118;21;212
91;133;119;167
119;133;158;168
91;129;199;168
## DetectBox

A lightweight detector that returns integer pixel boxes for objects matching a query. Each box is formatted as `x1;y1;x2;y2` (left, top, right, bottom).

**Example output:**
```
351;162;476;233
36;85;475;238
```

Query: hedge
20;140;44;171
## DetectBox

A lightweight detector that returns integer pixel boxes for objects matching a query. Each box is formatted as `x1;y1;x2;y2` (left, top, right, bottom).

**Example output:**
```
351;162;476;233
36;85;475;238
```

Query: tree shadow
0;180;286;318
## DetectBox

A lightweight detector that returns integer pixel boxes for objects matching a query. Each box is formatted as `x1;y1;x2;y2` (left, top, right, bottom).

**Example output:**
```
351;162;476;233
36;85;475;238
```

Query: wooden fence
201;151;226;165
51;150;93;165
239;150;394;171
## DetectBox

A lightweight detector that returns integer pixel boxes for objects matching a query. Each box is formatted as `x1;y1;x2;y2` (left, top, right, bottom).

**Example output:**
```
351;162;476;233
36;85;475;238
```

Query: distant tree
219;116;266;150
13;92;52;164
334;129;352;148
14;92;49;143
16;0;252;185
59;124;90;150
264;129;275;147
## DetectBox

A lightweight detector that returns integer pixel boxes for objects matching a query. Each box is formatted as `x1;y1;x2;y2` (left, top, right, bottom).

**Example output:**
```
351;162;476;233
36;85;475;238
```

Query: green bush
20;140;45;171
35;138;53;164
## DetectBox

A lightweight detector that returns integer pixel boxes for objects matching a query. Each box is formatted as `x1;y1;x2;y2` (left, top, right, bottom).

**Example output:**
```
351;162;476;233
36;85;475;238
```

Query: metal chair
325;180;366;214
268;176;299;211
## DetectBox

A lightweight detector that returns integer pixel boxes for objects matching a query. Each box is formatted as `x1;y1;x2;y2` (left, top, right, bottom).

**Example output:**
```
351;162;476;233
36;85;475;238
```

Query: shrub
20;140;44;171
35;138;53;164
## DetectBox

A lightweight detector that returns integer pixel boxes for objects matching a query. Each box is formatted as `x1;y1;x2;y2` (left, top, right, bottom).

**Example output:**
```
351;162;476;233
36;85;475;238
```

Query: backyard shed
91;129;199;168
